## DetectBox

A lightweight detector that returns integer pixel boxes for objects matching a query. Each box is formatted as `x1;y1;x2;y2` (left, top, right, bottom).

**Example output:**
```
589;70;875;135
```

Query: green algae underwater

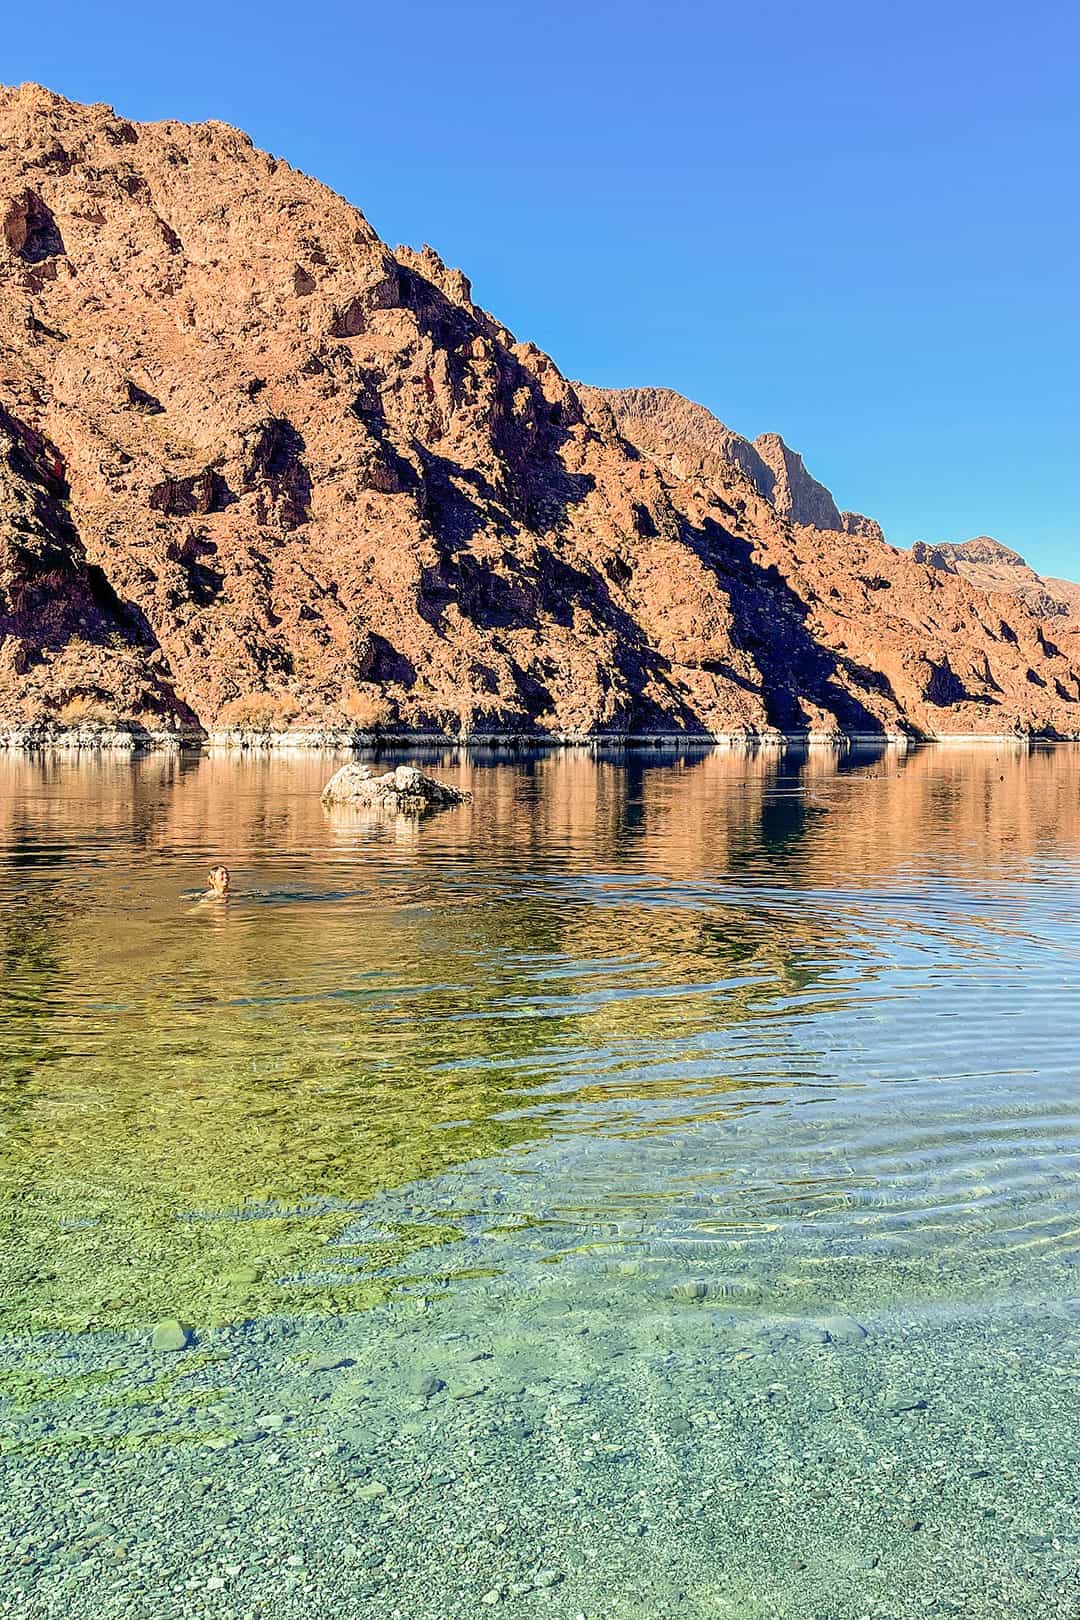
0;746;863;1336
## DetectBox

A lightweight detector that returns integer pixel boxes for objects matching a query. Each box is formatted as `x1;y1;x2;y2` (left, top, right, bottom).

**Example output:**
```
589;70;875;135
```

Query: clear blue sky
6;1;1078;574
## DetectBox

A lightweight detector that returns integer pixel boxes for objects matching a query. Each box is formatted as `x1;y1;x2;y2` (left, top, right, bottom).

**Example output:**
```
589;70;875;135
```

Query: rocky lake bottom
0;744;1076;1618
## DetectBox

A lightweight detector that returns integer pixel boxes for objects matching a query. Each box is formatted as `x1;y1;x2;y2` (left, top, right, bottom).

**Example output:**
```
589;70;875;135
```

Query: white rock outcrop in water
321;762;471;812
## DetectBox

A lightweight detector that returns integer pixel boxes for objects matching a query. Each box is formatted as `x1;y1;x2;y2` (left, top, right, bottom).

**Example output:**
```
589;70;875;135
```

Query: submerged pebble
308;1354;354;1372
150;1320;192;1353
669;1280;709;1301
822;1315;868;1344
884;1391;929;1415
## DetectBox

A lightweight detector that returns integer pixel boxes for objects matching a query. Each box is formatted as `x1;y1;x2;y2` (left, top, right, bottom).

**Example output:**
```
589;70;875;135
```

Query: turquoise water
0;744;1077;1618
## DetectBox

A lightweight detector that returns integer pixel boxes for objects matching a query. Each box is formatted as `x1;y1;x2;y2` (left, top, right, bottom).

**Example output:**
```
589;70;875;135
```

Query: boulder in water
321;762;471;812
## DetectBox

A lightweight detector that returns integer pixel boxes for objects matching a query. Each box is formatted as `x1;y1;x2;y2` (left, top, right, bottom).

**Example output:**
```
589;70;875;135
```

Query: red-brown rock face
0;84;1077;740
593;388;1080;738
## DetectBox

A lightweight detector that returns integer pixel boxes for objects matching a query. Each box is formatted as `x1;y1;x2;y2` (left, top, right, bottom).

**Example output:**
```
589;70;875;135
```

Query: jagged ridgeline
1;83;1078;741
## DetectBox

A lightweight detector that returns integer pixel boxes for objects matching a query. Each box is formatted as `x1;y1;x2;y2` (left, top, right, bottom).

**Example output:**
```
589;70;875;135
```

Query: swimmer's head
208;864;230;896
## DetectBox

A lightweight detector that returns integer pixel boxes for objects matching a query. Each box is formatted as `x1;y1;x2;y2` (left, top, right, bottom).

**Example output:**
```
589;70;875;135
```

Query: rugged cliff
0;84;1076;742
591;388;1080;738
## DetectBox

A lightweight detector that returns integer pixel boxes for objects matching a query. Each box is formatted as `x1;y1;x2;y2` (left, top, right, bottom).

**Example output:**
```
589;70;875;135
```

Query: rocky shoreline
0;725;1067;755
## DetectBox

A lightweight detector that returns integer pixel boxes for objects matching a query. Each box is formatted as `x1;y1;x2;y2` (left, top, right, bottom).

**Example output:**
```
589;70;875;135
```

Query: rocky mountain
596;388;885;542
0;83;1077;742
911;537;1080;619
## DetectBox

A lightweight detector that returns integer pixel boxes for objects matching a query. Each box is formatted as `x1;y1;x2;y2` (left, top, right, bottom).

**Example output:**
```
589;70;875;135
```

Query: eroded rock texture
595;388;1080;737
321;762;470;811
0;83;1076;739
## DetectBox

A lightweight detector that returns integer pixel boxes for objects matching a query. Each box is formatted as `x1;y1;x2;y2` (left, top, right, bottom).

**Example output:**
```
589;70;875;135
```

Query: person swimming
207;864;230;897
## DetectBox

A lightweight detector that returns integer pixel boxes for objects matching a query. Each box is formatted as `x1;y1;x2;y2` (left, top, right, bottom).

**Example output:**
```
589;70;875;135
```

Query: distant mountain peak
910;537;1078;618
921;535;1026;564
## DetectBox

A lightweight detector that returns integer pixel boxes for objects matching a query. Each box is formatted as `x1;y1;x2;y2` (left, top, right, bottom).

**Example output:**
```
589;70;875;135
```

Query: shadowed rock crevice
149;469;232;518
3;188;64;261
125;380;163;415
919;657;989;708
165;531;224;606
240;418;312;529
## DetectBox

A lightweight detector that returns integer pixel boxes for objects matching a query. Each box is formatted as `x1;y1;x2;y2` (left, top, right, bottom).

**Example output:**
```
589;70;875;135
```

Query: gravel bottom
1;1246;1076;1620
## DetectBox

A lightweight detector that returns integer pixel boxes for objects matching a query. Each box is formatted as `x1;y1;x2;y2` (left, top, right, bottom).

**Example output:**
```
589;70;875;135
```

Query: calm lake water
0;744;1077;1619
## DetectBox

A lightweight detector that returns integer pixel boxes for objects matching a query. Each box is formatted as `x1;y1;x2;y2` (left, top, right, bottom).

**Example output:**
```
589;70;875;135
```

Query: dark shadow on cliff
0;403;200;727
679;512;892;734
